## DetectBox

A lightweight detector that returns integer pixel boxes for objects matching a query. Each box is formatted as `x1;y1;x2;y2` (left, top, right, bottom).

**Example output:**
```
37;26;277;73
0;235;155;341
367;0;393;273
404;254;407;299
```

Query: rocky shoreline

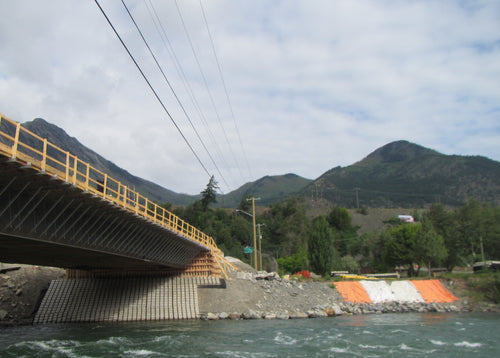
1;261;499;326
198;269;499;321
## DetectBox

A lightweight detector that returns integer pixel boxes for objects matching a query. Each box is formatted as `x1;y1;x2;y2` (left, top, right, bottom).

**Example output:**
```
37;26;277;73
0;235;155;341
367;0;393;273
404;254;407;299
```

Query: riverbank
0;264;65;325
197;259;500;320
1;260;499;325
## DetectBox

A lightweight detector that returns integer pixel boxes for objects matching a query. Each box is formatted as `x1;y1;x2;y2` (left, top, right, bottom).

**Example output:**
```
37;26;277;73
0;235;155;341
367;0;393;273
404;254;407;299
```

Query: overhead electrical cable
174;0;246;184
143;0;233;189
198;0;253;181
120;0;229;193
93;0;213;183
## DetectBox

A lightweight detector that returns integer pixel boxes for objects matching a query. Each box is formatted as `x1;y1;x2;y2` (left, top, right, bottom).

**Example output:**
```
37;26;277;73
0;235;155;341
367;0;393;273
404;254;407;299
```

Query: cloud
0;0;499;195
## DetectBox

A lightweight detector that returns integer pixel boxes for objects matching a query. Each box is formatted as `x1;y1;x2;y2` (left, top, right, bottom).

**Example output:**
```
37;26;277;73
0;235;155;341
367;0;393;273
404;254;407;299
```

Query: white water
1;313;498;357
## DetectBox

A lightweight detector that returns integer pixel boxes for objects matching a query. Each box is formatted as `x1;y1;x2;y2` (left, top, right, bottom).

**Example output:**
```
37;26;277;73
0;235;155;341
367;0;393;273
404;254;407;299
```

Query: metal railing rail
0;113;226;272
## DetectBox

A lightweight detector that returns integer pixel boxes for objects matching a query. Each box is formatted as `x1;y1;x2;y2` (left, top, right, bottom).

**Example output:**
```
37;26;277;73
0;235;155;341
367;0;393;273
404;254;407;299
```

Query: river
1;313;498;357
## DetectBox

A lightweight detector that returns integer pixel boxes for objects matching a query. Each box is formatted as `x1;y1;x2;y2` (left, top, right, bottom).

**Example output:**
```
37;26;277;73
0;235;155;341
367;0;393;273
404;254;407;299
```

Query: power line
174;0;246;184
94;0;212;182
144;0;236;189
198;0;253;181
120;0;229;193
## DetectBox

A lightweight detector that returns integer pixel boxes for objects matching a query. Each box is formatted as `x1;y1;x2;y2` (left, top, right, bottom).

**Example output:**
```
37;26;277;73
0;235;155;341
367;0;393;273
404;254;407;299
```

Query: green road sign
244;246;253;254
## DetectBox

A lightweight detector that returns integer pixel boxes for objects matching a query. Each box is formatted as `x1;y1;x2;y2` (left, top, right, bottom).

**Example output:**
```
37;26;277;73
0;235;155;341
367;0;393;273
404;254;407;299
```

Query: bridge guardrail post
65;152;71;183
85;163;90;191
41;138;48;172
72;156;78;185
103;173;108;198
10;122;21;159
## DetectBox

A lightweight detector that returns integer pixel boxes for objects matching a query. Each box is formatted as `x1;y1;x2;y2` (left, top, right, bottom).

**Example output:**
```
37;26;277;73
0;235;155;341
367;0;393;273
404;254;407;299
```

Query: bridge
0;113;232;323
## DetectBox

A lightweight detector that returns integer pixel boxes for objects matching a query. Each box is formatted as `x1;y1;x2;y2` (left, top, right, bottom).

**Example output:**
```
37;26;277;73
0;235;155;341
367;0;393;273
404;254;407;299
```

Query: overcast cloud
1;0;499;195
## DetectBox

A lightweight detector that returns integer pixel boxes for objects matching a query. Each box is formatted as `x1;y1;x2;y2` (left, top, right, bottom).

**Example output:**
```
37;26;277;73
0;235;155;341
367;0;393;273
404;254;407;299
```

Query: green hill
304;140;500;208
217;173;312;207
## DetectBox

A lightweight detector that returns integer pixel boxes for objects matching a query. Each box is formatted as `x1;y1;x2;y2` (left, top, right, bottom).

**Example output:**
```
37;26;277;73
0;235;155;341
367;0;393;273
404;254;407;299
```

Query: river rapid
1;313;498;357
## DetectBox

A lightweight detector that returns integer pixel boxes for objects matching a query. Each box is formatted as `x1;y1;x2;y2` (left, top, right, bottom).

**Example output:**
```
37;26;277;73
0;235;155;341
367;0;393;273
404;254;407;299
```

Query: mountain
217;173;312;207
22;118;195;206
304;140;500;208
20;120;500;209
20;119;310;208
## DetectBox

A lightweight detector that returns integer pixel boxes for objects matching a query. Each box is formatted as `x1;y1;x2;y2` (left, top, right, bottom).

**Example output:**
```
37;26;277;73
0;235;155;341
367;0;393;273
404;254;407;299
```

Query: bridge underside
0;157;212;274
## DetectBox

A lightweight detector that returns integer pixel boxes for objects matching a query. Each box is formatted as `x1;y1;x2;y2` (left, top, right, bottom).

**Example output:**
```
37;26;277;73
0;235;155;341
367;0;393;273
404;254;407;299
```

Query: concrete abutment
33;275;222;324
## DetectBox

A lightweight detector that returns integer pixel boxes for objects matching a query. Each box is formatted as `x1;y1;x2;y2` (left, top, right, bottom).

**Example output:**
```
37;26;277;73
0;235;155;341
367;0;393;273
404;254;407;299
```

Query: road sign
244;246;253;254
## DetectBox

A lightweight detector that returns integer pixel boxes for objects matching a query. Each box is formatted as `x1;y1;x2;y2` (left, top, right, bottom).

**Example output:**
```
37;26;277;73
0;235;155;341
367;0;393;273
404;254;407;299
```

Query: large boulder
242;309;261;319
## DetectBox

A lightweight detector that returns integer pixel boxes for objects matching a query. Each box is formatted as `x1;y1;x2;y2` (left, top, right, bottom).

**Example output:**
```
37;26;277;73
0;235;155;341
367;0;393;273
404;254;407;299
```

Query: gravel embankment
198;258;500;320
0;264;65;325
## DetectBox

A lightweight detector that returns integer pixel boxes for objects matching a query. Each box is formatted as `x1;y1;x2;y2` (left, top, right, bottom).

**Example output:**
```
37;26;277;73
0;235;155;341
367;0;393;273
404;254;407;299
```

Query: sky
1;0;499;195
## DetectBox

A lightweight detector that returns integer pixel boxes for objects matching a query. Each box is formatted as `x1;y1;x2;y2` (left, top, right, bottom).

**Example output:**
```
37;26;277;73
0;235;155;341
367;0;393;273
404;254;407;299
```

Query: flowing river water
1;313;499;357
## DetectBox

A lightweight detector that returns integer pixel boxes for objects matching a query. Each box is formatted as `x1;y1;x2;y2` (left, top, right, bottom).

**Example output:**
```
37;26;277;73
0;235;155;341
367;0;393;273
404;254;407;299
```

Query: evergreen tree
308;216;336;275
200;175;218;211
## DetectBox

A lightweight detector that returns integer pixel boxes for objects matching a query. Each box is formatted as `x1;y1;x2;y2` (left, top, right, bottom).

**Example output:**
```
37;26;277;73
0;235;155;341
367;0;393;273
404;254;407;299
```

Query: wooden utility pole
246;196;260;270
257;223;266;271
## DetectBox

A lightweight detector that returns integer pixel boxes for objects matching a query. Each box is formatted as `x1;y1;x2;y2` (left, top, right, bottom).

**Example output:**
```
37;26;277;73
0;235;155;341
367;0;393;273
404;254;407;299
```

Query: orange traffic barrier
410;279;458;303
334;281;372;304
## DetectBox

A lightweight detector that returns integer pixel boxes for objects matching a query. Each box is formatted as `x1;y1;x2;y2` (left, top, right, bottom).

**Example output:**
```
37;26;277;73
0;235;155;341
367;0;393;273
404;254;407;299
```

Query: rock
289;311;308;319
242;309;261;319
0;309;8;320
331;304;343;316
207;312;219;320
325;304;343;317
228;313;241;320
263;313;276;319
307;310;328;318
276;311;289;320
316;310;328;318
218;312;229;320
255;272;280;281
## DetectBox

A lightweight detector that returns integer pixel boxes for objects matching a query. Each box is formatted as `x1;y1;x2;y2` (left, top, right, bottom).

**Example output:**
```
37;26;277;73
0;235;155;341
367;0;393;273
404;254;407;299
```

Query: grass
440;271;500;304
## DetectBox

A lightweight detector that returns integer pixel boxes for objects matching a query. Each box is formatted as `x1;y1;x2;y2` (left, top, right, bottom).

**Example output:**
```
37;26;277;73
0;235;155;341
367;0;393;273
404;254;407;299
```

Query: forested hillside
304;140;500;208
175;183;500;283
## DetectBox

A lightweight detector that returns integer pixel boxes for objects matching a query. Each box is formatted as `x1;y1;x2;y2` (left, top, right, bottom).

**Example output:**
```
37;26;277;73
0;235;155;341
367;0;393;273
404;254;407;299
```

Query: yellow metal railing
0;113;227;274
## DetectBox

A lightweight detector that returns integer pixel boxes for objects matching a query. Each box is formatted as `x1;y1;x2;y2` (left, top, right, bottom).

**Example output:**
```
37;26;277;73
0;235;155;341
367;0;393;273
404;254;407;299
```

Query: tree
277;248;308;274
327;207;352;232
263;197;310;258
426;203;459;271
326;207;358;256
383;224;420;277
200;175;218;211
308;216;336;275
417;226;447;276
238;195;253;212
341;255;361;274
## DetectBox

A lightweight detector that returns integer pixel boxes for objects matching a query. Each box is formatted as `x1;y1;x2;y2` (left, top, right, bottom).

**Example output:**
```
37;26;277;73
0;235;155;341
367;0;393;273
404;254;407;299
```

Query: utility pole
257;223;266;271
246;196;260;270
